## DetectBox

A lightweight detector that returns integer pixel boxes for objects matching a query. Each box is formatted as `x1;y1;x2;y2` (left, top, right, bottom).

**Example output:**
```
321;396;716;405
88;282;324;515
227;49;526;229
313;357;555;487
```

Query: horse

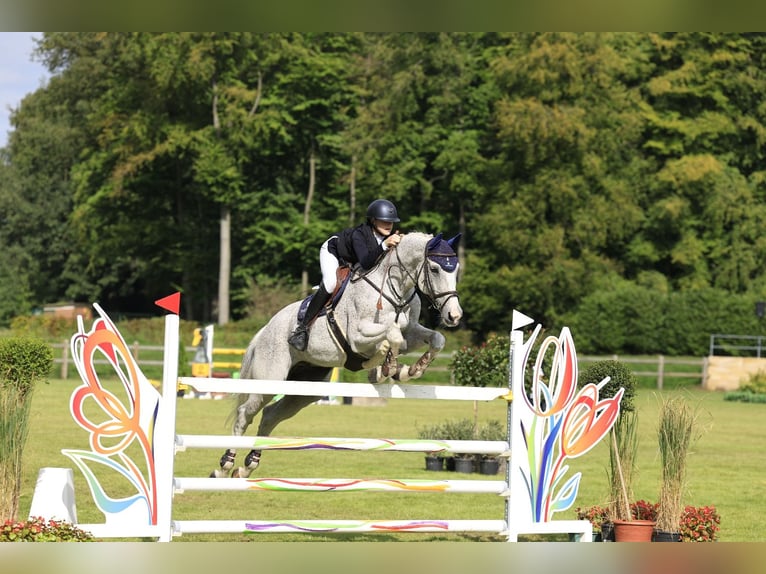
211;231;463;478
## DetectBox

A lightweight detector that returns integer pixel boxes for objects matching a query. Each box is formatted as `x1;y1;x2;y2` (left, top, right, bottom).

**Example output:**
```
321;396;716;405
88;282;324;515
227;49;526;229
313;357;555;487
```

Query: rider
287;198;404;351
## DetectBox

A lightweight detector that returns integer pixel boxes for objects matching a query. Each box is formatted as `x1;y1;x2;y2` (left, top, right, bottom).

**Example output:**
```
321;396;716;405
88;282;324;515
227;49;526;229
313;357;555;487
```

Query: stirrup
288;325;308;351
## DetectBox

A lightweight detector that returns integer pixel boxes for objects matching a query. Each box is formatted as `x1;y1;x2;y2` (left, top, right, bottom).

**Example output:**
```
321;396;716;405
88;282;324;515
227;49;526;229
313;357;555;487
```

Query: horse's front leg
397;324;447;382
365;324;405;384
361;339;390;371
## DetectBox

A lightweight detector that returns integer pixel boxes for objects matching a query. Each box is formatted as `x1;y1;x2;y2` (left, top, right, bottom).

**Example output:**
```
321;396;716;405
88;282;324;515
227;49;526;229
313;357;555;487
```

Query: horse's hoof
367;366;385;384
407;367;423;380
231;467;251;479
219;450;235;471
244;451;261;471
210;469;228;478
393;366;410;382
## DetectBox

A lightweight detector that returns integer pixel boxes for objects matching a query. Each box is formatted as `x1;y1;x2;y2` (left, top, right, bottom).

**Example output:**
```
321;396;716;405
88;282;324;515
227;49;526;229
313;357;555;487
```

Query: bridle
353;239;459;320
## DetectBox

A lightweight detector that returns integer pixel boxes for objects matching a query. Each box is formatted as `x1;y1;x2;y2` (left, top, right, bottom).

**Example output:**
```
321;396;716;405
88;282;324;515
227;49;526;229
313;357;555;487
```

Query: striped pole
173;477;507;494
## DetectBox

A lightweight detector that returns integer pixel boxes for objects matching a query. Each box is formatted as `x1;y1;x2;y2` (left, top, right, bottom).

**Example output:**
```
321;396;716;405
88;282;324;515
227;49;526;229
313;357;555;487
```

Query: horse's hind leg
210;393;273;478
232;394;321;479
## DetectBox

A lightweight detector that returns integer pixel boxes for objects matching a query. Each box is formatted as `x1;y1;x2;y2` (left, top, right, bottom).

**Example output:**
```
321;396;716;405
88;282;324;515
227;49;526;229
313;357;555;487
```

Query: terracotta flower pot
613;519;655;542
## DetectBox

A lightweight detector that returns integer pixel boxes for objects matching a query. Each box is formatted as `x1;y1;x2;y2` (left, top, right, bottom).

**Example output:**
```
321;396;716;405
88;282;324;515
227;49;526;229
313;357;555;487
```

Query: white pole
506;310;536;541
155;311;179;542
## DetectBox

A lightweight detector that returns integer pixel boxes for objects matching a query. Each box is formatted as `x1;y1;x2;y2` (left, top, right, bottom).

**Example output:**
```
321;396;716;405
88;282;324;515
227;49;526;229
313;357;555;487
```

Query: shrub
723;391;766;403
416;421;446;455
451;334;509;388
0;337;54;393
739;370;766;394
581;360;640;522
578;359;637;412
10;314;77;340
724;371;766;403
477;419;505;442
0;517;93;542
576;500;657;531
440;418;476;441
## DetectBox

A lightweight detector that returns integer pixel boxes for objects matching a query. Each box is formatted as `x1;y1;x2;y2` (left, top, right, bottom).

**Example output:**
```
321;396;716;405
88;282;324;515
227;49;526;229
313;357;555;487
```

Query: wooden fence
50;342;707;389
577;355;707;390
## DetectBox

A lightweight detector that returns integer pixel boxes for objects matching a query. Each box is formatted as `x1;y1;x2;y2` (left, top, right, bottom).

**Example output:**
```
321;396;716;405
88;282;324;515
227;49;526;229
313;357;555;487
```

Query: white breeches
319;237;340;292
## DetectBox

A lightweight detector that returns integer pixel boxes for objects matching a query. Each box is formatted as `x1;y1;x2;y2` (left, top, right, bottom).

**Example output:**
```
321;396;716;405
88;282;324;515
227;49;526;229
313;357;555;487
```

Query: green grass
16;378;766;542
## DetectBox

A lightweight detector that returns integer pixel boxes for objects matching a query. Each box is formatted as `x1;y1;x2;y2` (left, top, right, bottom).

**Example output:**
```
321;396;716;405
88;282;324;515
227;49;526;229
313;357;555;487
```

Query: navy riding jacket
328;222;386;269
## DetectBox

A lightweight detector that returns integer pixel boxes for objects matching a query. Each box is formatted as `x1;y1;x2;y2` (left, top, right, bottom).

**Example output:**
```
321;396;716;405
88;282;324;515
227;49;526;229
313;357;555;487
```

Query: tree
468;33;652;331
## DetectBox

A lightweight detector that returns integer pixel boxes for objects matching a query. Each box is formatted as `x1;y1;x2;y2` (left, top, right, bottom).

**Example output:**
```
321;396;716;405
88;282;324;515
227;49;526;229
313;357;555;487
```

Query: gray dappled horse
212;232;463;478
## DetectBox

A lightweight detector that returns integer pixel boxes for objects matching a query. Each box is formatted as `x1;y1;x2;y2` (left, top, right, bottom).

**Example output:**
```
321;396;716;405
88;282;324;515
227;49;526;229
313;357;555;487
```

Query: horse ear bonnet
426;234;443;251
427;233;459;272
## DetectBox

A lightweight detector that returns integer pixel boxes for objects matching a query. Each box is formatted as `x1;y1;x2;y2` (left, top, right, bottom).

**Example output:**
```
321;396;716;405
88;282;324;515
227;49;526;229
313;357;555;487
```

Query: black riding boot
288;285;331;351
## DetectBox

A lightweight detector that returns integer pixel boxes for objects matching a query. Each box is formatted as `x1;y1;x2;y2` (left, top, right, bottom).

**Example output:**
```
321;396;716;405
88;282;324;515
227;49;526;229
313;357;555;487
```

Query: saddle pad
296;266;353;323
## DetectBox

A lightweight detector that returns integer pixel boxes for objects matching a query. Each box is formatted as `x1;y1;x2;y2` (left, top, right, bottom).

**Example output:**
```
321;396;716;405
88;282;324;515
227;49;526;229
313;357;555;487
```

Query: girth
325;309;369;372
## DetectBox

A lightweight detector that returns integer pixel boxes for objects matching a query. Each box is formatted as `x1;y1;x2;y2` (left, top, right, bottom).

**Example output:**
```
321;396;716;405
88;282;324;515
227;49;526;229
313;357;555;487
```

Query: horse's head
421;233;463;327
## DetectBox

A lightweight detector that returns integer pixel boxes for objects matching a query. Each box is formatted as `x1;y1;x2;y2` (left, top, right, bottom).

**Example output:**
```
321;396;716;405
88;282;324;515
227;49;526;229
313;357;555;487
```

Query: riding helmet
366;199;400;222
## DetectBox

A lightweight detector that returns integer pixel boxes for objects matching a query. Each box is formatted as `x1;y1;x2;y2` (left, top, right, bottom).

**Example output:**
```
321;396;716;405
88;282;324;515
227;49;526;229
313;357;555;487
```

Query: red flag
155;292;181;315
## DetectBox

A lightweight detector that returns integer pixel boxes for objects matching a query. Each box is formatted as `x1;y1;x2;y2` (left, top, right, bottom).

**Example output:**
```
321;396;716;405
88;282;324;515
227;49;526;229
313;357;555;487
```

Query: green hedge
564;283;766;356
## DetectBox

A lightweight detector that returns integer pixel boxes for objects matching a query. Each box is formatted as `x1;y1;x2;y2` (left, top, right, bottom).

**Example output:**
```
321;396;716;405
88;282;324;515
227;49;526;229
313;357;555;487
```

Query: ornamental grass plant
609;410;640;522
579;360;639;523
0;338;53;521
655;395;700;533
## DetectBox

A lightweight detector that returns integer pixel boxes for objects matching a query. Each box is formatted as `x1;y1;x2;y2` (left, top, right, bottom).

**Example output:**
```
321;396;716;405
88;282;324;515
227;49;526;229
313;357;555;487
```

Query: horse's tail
224;333;259;429
239;336;257;380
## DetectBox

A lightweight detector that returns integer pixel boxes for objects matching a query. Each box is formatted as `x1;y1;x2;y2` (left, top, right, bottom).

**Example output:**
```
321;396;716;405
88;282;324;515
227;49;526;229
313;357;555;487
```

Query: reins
351;237;458;319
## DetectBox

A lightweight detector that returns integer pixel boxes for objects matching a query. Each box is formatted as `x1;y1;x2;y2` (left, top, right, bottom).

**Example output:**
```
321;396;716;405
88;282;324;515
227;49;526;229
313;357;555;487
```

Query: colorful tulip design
62;304;160;525
519;326;622;522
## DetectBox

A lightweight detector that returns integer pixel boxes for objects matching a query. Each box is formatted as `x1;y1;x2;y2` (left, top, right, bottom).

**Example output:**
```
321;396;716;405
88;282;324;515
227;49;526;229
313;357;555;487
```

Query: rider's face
372;218;394;236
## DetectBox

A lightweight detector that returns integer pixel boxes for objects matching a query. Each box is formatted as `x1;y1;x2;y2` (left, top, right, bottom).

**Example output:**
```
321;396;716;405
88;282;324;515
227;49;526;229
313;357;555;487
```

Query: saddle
296;265;353;323
295;265;368;371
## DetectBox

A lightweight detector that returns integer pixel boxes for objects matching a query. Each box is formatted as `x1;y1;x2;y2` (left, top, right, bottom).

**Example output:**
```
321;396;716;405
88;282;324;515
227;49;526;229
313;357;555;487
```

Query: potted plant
631;499;658;522
679;505;721;542
477;419;506;475
654;395;699;541
575;504;610;541
417;422;445;471
441;417;478;473
579;360;653;541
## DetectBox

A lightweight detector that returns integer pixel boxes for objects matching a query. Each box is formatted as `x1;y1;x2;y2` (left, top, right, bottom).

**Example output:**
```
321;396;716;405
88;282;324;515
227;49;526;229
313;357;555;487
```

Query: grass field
16;375;766;542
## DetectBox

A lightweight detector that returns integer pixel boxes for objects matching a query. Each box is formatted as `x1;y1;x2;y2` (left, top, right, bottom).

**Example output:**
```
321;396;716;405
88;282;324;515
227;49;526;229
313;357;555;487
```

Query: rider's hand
385;231;402;248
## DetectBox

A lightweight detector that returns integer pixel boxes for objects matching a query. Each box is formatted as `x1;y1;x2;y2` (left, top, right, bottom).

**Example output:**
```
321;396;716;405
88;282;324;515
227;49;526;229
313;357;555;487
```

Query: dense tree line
3;33;766;354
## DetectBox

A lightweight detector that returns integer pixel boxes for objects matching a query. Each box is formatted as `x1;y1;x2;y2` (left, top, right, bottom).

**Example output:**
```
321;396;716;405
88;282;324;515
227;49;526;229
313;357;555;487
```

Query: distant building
42;303;93;320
